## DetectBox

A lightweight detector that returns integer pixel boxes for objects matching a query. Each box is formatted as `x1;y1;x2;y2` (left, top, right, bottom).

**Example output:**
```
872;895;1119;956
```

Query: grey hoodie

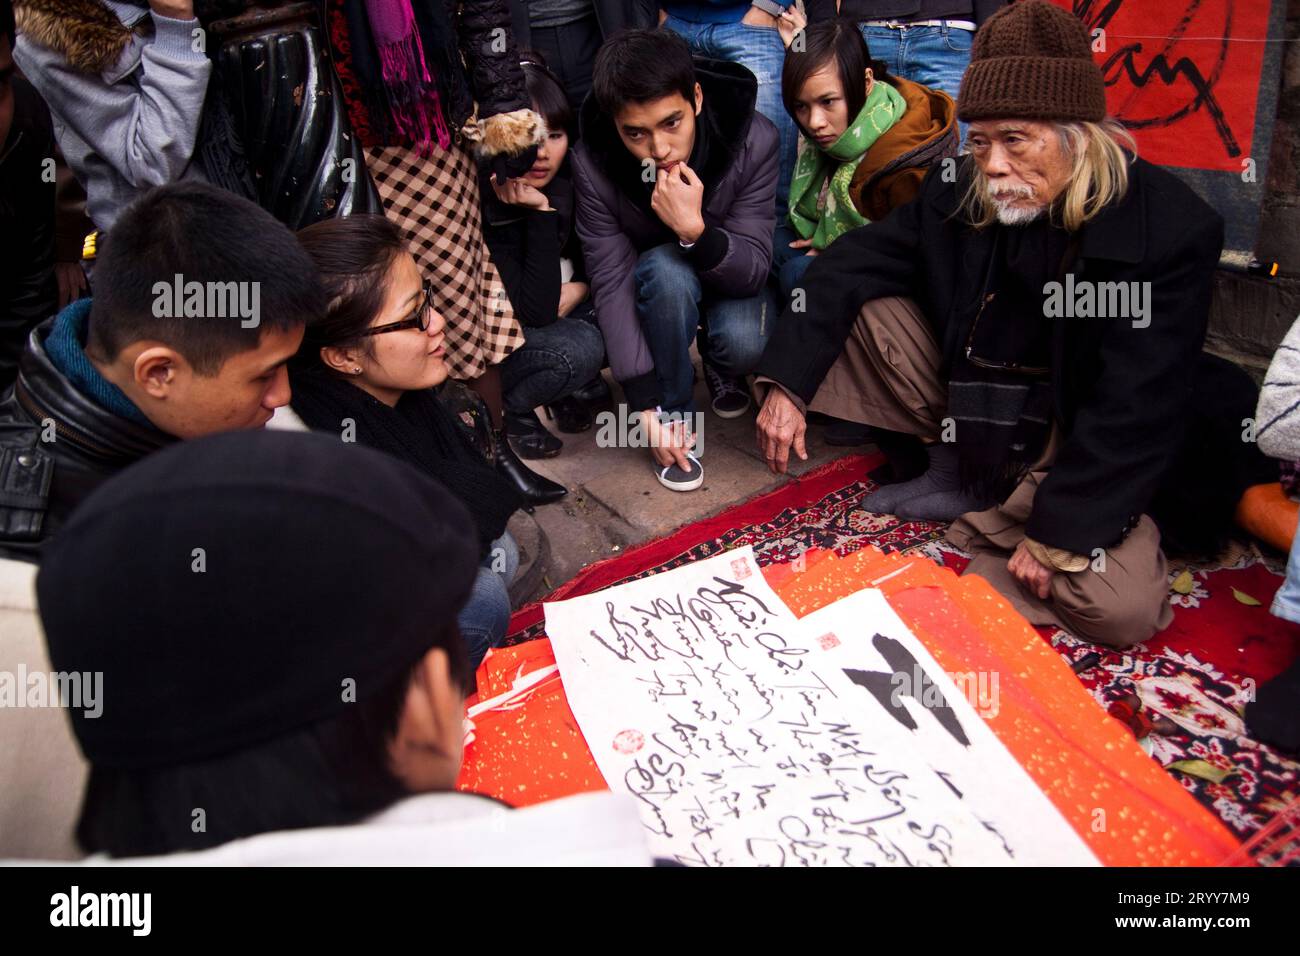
13;0;211;231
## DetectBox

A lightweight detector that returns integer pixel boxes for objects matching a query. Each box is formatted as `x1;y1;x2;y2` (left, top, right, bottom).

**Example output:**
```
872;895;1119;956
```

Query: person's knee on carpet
1048;574;1171;650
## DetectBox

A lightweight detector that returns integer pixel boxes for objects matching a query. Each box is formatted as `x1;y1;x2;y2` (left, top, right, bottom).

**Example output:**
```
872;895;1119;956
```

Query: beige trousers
814;297;1173;648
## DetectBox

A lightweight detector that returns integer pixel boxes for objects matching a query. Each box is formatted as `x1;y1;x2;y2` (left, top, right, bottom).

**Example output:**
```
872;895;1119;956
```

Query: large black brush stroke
845;633;971;747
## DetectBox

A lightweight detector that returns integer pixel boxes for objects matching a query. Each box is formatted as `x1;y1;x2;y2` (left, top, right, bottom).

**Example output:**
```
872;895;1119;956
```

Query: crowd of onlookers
0;0;1298;864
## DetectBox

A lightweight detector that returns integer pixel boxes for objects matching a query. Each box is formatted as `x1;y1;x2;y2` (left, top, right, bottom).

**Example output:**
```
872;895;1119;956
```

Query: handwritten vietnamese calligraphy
544;548;1030;866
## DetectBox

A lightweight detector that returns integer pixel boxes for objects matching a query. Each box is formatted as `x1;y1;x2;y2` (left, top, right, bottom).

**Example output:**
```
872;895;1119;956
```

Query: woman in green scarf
772;14;959;444
773;15;958;302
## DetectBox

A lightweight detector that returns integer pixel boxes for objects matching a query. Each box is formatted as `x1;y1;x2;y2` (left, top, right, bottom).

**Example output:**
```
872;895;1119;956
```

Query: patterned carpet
506;454;1300;853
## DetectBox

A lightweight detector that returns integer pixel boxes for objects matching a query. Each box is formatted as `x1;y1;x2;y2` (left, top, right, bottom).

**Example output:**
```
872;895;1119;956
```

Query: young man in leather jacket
0;180;326;560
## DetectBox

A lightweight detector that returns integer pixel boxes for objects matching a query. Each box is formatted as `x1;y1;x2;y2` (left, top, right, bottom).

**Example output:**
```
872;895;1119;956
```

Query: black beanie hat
36;430;479;770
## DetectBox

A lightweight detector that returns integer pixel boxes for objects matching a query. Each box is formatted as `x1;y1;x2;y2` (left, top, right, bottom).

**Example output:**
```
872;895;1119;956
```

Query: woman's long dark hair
781;18;888;130
520;51;576;141
294;214;409;366
75;641;468;858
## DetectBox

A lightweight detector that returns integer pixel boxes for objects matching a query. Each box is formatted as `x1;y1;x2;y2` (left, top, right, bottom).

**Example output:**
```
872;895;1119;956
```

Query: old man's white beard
988;184;1044;225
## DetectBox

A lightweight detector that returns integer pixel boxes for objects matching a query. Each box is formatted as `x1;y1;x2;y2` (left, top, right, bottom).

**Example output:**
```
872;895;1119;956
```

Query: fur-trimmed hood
12;0;156;73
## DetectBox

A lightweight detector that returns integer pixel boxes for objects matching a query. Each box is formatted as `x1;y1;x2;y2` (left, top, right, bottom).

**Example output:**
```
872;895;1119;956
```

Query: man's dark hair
781;18;887;126
521;52;576;140
88;181;326;375
295;213;408;366
593;28;696;116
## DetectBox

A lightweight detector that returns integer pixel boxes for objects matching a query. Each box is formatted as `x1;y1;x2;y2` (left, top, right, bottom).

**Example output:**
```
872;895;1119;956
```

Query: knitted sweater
1256;315;1300;462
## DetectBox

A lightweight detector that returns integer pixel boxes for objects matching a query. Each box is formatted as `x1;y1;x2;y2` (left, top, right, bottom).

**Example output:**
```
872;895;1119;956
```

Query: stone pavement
507;363;861;603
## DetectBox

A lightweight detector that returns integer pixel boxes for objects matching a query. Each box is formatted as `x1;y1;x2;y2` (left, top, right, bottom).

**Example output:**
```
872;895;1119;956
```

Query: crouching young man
0;181;325;559
752;2;1267;648
572;28;779;491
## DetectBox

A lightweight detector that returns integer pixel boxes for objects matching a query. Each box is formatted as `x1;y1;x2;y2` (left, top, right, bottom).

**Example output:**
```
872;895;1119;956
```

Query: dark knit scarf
327;0;391;146
287;368;523;558
947;218;1071;501
45;299;151;425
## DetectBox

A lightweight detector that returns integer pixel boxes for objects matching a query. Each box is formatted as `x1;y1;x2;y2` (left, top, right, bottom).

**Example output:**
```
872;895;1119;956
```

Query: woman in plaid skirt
325;0;566;504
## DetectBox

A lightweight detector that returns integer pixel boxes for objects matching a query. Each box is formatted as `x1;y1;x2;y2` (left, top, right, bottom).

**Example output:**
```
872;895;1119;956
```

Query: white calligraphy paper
798;589;1097;866
544;548;1020;866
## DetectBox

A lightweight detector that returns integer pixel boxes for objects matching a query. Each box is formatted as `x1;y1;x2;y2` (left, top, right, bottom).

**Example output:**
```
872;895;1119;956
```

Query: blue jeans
1273;529;1300;625
456;532;519;670
500;314;606;414
771;222;815;303
635;243;776;415
662;14;797;220
858;22;972;139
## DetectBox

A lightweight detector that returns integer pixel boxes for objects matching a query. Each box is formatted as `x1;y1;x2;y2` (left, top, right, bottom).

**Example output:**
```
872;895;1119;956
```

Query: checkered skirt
366;144;524;379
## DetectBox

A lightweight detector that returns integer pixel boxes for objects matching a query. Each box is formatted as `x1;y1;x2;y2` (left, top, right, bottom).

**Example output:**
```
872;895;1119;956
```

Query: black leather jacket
0;319;172;561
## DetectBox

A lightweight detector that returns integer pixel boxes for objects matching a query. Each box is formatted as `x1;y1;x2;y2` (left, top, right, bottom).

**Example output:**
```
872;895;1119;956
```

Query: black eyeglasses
360;280;435;337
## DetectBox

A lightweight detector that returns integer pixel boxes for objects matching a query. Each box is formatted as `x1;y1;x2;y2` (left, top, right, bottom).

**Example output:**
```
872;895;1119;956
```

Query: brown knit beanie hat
957;0;1106;123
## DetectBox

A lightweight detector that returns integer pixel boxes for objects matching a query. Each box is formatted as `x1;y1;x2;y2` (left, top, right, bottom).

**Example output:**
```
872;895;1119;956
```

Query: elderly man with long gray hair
752;0;1267;648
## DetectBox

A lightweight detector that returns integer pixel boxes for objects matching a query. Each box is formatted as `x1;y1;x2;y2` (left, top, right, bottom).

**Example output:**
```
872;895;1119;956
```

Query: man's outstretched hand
756;387;808;474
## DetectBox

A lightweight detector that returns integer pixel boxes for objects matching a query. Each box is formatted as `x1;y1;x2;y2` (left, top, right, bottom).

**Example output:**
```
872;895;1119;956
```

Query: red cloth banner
1052;0;1274;171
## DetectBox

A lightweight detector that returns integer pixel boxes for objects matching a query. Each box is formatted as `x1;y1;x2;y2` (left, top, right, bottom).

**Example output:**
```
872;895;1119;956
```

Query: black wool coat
756;155;1233;556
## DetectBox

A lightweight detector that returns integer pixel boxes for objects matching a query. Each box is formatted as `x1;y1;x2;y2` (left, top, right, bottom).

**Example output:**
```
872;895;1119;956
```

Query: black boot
544;395;593;434
505;409;563;459
493;428;567;504
571;375;611;405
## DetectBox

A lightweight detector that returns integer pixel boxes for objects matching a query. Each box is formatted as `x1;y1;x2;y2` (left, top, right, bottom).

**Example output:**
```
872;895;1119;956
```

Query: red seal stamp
730;557;751;580
817;632;841;651
613;729;645;755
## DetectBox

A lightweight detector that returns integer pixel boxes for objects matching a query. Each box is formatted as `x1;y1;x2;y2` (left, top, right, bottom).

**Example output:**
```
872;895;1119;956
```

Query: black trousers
528;13;602;111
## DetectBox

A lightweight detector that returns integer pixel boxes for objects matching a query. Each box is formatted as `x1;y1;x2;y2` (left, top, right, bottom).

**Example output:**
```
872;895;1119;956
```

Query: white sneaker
654;453;704;492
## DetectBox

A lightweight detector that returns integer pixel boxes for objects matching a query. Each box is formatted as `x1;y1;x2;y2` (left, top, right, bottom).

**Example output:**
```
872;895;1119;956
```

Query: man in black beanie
36;429;485;857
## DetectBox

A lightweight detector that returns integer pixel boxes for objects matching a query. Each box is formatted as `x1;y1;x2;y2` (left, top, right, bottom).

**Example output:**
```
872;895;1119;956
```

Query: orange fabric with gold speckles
457;640;605;805
772;555;1241;866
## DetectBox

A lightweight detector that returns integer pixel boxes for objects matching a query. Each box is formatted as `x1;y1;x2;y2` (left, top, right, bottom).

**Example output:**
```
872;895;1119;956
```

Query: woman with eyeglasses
277;215;526;668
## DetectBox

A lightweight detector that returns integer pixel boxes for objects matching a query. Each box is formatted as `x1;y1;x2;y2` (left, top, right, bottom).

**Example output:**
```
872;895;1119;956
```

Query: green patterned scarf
787;78;907;250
